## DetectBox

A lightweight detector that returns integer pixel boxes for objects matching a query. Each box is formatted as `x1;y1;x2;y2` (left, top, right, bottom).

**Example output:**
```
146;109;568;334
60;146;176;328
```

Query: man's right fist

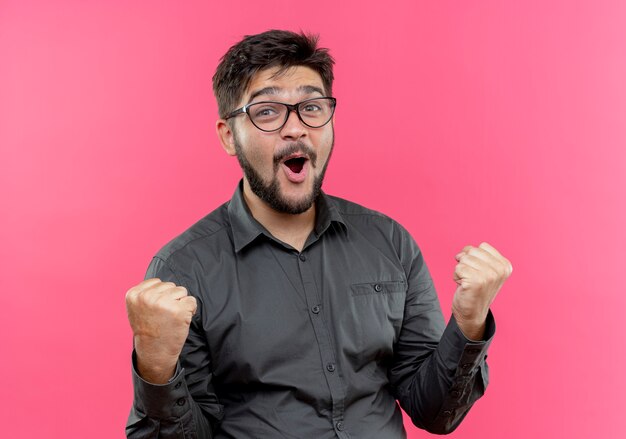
125;278;197;384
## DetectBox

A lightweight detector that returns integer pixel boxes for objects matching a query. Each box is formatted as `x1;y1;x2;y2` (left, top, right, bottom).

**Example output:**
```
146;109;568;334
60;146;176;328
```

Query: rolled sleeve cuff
426;310;495;432
438;309;495;375
131;350;191;420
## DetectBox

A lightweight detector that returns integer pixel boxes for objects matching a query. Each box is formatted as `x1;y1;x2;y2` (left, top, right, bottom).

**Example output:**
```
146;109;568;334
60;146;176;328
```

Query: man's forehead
243;66;325;102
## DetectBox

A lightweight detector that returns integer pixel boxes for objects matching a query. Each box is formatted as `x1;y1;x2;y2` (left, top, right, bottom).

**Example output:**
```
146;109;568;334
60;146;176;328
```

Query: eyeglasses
225;97;337;132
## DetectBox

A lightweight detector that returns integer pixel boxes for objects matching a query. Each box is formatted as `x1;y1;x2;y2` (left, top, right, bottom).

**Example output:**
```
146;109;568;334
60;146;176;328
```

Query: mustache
273;142;318;168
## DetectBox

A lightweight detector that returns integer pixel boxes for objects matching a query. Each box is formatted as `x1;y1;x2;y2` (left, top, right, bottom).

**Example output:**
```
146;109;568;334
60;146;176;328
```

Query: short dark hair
212;29;335;119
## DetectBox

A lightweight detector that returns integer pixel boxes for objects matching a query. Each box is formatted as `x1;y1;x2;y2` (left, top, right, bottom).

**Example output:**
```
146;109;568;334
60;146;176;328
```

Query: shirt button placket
297;248;347;436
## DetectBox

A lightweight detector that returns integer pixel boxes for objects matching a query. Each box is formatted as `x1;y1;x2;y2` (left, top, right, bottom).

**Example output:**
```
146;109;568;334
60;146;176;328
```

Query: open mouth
283;157;307;174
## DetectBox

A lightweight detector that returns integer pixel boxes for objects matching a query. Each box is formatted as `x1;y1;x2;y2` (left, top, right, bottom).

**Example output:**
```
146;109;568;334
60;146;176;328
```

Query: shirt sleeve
125;256;224;438
387;224;496;434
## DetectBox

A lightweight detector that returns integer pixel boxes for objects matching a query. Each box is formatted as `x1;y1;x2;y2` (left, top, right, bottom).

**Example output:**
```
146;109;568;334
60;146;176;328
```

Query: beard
233;132;334;215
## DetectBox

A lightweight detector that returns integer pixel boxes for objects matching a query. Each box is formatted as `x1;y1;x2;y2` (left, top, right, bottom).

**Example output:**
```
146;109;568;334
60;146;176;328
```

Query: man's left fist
452;242;512;339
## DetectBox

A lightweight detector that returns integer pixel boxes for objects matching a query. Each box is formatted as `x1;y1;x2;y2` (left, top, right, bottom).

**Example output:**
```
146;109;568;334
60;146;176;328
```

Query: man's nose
279;109;307;139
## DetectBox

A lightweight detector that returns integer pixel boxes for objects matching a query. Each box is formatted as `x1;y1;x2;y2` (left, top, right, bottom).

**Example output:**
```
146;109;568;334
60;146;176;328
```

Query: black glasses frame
225;97;337;132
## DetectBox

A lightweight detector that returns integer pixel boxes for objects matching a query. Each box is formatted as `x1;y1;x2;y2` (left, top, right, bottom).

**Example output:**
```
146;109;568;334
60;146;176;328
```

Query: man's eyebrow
248;87;279;103
247;85;326;103
298;85;325;96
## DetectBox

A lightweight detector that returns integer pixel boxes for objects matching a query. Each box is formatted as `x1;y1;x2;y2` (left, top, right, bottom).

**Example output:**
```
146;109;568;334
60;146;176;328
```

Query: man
125;30;512;438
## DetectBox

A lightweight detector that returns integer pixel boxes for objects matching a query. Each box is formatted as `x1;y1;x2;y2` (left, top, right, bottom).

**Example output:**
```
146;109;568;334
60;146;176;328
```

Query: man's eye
301;104;322;113
253;106;280;118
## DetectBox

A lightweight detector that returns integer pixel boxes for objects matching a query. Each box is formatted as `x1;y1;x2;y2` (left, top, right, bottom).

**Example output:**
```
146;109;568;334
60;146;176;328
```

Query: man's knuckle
502;258;513;274
125;288;137;301
153;292;168;304
500;262;510;276
491;268;502;280
144;291;163;307
492;258;505;275
490;266;500;278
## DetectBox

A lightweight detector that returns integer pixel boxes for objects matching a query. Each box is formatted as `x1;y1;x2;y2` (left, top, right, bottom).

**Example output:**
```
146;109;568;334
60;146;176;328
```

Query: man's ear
216;119;237;156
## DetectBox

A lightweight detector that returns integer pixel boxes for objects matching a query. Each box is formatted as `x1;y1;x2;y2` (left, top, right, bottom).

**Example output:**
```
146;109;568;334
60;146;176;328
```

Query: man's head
214;30;336;215
213;30;334;120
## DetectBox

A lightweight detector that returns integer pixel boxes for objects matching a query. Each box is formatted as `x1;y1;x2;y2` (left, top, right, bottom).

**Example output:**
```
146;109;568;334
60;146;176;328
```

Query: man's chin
275;177;322;212
271;191;316;215
241;159;323;215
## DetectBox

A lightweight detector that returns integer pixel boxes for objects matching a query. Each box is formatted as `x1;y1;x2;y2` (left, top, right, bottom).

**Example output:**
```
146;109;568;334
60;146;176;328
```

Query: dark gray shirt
126;182;495;438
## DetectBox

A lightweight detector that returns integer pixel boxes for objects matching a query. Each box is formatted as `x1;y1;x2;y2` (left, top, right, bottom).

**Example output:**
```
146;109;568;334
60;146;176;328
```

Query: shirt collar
228;180;347;253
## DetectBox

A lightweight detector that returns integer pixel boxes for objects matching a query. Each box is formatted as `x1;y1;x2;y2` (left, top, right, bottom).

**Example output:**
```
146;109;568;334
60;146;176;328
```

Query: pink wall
1;1;625;437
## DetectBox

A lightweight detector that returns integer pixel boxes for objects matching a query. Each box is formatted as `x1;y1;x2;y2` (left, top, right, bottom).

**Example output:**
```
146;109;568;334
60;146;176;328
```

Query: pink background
1;1;625;437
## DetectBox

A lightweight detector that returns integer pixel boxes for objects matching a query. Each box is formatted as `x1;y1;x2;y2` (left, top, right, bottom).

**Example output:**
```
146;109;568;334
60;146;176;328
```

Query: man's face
228;66;334;215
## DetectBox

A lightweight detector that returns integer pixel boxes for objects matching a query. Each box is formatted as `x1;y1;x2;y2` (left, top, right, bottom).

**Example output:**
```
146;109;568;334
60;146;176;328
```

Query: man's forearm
396;312;495;434
126;351;215;439
454;316;487;341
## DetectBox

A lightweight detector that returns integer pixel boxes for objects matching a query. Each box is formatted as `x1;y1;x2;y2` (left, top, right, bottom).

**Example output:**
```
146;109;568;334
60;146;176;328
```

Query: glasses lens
298;98;335;128
247;98;336;131
247;102;287;131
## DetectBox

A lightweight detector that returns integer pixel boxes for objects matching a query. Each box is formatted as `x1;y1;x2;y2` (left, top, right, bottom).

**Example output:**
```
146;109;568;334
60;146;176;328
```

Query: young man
125;30;512;438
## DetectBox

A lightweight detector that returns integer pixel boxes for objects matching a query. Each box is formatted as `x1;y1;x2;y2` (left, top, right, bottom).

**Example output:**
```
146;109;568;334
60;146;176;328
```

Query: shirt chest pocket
344;280;406;365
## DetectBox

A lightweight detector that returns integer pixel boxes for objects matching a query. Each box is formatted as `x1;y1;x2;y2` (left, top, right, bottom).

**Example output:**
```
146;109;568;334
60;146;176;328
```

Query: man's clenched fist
452;242;512;340
125;278;197;384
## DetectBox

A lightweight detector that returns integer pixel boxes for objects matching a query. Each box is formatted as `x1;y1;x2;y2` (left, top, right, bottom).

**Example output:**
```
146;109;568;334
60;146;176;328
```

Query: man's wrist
135;348;178;384
134;336;180;384
131;350;190;420
137;361;177;384
452;312;487;341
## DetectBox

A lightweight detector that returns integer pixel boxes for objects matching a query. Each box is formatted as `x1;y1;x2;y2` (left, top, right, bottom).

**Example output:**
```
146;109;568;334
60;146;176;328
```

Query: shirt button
311;305;320;314
336;421;344;431
326;363;336;372
299;254;306;261
176;398;186;406
174;382;182;389
374;284;383;292
443;410;452;416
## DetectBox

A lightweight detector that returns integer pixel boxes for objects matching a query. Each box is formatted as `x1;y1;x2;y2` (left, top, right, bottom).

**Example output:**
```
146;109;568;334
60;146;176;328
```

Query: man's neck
242;181;315;252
